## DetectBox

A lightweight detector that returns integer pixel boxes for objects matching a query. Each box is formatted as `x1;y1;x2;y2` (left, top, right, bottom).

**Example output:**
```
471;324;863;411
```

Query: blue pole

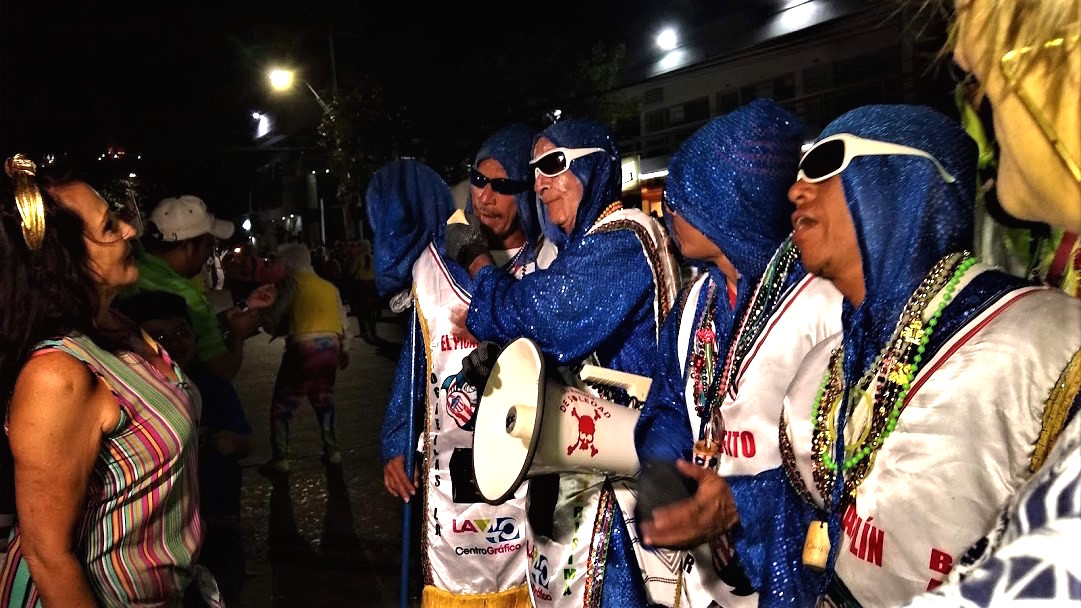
399;310;418;608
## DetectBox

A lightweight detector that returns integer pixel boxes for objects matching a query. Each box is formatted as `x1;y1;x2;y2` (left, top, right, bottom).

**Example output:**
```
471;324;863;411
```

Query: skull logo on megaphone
471;338;645;504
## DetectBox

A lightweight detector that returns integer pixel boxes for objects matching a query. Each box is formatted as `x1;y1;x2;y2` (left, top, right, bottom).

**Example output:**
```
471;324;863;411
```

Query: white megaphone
472;337;652;504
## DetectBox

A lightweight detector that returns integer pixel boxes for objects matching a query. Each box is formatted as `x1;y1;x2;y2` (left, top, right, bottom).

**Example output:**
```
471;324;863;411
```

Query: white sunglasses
529;147;607;178
797;133;957;184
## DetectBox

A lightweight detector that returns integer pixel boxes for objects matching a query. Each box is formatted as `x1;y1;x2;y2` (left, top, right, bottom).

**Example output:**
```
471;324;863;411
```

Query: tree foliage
317;41;638;206
573;43;641;128
317;84;406;207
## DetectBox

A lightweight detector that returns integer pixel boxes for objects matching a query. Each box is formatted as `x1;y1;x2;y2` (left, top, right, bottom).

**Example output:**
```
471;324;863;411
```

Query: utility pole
329;33;339;97
319;197;326;244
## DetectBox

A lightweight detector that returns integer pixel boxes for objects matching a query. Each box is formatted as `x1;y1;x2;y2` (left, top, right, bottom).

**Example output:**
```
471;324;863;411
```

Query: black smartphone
635;459;699;524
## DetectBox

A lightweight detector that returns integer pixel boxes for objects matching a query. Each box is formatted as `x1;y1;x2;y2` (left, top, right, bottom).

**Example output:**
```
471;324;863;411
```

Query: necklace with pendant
800;252;976;570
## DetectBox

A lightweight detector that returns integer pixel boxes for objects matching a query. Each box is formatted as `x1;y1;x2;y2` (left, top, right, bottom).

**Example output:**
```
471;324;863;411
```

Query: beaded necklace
689;238;801;444
718;239;799;401
594;202;624;226
793;252;975;570
690;281;721;421
809;252;976;501
499;244;529;276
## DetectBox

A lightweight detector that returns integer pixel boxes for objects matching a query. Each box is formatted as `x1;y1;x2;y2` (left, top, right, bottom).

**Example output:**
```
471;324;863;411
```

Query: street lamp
656;27;678;51
268;68;295;92
266;67;329;112
252;111;271;138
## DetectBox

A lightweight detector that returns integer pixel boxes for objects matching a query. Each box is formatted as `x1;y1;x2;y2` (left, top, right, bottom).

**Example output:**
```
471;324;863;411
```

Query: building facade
612;0;951;214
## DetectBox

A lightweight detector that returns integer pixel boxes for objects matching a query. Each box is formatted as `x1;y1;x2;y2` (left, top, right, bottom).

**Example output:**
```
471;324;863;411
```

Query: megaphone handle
399;311;418;608
695;409;724;470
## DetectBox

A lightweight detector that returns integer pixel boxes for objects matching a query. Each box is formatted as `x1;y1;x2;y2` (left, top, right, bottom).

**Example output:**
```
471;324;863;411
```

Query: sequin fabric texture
381;124;544;464
819;105;978;379
634;101;823;607
465;118;672;607
463;123;544;257
663;99;803;285
365;159;455;298
789;106;1051;603
636;99;806;465
466;118;669;378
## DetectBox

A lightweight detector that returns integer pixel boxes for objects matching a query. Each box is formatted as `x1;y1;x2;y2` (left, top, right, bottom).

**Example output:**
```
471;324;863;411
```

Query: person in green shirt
132;195;273;380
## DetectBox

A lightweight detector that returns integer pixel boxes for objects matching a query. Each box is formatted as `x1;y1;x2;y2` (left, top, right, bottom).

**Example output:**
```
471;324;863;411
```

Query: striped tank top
0;333;203;607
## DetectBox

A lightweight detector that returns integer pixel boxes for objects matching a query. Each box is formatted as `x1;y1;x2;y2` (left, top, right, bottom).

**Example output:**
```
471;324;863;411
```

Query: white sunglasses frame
529;147;607;179
797;133;957;184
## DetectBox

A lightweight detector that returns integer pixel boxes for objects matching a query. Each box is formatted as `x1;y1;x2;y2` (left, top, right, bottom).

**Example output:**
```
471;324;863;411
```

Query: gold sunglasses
999;28;1081;183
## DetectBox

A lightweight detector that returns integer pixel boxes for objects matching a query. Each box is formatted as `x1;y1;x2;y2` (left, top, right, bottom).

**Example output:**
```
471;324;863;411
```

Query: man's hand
461;341;503;389
246;283;277;310
444;214;489;269
639;460;740;549
383;455;419;502
224;307;261;339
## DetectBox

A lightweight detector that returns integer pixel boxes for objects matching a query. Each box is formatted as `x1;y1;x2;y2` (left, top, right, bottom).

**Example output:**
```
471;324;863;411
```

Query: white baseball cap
149;195;235;242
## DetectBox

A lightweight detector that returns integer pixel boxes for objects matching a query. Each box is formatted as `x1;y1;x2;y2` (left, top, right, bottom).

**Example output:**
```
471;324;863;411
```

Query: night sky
0;0;778;215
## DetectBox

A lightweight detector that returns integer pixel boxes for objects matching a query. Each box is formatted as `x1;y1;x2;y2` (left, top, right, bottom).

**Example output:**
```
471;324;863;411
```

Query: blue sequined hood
819;105;977;377
665;99;804;284
534;118;620;248
466;123;541;252
365;159;455;297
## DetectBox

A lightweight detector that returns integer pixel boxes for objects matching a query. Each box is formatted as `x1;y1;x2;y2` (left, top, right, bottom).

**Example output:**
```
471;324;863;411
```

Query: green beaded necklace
809;253;978;499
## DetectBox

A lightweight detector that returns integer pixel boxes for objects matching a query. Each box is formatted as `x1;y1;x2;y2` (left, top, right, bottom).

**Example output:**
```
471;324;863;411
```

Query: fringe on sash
422;584;533;608
1032;347;1081;472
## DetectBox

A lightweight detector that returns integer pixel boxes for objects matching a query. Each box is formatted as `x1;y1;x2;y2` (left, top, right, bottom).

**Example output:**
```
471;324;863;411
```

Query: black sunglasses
469;167;530;195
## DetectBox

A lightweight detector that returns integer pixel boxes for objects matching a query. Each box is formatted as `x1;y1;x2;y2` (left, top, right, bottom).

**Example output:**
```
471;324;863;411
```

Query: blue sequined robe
465;118;678;607
759;106;1081;606
634;101;844;607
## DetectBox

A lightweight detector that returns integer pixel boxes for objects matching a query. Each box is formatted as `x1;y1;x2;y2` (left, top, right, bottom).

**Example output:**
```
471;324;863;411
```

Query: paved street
213;290;417;607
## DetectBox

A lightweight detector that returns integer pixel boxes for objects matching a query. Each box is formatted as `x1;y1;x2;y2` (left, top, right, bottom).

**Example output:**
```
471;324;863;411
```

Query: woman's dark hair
0;160;129;407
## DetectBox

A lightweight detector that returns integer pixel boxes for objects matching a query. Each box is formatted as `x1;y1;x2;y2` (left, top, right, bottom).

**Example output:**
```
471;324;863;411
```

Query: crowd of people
220;239;379;343
374;2;1080;607
0;1;1076;607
